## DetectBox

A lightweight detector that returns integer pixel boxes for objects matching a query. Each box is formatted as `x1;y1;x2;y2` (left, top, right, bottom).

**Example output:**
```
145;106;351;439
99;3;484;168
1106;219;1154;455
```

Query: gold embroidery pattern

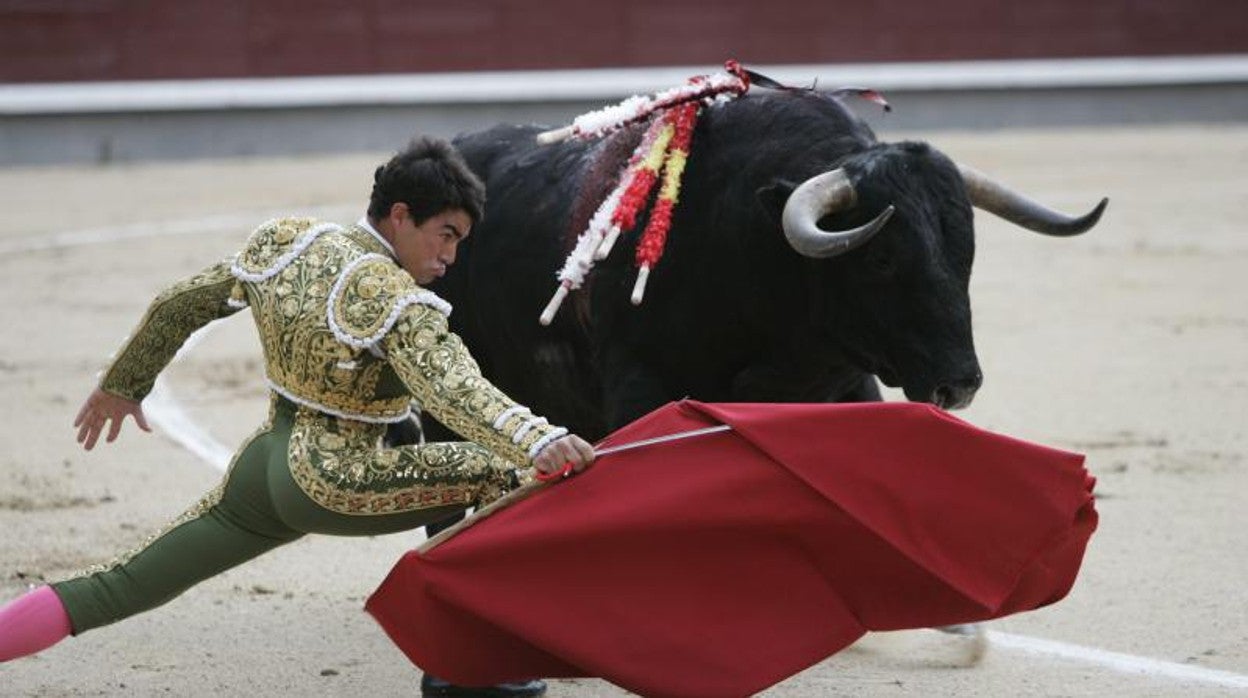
332;256;416;341
240;220;410;421
286;406;517;516
231;217;319;276
384;305;561;466
100;259;241;401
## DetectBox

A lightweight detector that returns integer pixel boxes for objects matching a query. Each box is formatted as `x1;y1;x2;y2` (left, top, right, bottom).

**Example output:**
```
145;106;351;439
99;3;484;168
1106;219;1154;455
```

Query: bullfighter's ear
756;180;796;223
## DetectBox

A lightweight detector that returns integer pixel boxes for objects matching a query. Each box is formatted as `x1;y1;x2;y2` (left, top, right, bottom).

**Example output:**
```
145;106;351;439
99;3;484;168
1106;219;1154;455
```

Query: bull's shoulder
328;254;452;348
232;217;342;281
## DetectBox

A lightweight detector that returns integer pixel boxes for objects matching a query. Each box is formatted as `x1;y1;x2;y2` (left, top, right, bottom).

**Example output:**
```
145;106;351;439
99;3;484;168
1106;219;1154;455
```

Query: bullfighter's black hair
368;136;486;225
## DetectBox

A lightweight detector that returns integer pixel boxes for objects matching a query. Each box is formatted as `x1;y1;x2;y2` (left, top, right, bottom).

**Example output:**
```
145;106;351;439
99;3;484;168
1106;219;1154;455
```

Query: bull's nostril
932;379;979;410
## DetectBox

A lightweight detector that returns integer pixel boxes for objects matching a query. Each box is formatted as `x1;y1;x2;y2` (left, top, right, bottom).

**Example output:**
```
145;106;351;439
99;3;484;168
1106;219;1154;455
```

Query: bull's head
771;142;1106;409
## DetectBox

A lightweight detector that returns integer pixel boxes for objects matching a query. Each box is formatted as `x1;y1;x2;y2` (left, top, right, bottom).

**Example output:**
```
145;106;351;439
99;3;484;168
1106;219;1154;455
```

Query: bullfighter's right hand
533;434;595;478
74;387;151;451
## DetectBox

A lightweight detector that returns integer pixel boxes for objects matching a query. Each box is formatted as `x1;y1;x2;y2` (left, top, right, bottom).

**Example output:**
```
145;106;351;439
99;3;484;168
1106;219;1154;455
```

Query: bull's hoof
935;623;989;666
847;624;990;669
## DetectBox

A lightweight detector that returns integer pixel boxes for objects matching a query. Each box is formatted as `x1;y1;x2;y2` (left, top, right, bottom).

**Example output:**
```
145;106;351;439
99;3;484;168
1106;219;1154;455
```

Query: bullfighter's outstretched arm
382;303;569;468
98;259;244;401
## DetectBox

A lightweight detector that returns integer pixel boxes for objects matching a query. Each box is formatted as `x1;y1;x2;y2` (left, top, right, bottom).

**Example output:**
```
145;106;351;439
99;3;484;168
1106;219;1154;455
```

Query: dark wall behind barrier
2;0;1246;83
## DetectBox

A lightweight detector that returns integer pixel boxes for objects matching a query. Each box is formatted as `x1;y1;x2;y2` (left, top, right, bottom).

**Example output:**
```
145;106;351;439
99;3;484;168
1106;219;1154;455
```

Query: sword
595;424;732;457
426;423;736;550
535;424;733;482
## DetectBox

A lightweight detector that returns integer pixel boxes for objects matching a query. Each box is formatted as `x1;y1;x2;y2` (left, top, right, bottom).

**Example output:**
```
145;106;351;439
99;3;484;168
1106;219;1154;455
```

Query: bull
419;90;1106;443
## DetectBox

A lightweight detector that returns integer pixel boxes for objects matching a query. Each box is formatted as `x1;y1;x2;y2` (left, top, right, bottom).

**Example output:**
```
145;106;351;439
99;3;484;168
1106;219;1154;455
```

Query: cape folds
367;400;1097;698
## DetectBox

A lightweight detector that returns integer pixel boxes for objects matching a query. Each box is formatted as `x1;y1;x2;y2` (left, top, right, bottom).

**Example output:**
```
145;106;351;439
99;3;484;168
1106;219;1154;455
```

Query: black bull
418;91;1106;444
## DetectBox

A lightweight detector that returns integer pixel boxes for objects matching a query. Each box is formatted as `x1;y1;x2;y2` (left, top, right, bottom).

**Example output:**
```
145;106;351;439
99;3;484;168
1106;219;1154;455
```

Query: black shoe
420;674;547;697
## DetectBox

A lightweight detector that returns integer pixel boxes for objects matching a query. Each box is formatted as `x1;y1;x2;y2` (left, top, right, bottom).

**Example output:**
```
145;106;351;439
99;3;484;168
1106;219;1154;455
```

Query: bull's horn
781;169;895;258
958;164;1108;237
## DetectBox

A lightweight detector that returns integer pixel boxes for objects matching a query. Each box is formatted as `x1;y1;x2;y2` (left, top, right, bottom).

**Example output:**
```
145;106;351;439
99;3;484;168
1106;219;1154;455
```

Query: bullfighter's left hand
74;387;151;451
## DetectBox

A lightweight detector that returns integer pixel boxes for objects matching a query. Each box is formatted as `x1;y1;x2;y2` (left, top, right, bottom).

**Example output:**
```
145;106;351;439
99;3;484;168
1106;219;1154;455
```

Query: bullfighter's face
392;206;471;285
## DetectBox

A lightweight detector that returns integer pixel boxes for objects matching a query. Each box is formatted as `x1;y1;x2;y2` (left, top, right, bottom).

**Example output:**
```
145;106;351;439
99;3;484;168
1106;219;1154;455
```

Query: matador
0;138;594;696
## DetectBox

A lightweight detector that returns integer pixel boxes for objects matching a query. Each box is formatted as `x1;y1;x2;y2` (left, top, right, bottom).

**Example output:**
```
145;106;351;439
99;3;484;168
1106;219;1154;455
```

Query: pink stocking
0;585;73;662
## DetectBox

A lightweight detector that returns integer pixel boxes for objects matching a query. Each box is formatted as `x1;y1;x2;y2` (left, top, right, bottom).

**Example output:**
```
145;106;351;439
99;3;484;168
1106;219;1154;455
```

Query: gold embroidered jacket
99;217;564;467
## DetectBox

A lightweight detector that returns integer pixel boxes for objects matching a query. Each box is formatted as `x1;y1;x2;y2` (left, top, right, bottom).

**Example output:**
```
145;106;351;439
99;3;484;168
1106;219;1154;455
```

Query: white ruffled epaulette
230;219;341;283
327;253;452;349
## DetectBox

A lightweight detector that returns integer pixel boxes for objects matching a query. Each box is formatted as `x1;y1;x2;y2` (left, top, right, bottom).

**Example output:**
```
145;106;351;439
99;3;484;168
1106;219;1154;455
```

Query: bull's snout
930;371;983;410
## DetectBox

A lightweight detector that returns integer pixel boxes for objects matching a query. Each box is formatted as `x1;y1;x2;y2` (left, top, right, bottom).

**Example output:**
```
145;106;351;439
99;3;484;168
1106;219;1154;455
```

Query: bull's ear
756;179;796;223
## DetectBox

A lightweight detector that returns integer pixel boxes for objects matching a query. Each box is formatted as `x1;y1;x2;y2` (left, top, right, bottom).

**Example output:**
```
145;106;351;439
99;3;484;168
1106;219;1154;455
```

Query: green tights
52;397;498;634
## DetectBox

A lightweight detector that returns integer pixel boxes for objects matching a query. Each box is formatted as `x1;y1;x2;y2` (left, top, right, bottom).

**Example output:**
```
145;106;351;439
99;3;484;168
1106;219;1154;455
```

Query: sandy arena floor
0;124;1245;696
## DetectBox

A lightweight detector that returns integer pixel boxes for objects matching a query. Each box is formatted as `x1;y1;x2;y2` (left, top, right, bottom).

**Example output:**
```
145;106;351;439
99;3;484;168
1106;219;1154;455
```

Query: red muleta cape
367;400;1097;698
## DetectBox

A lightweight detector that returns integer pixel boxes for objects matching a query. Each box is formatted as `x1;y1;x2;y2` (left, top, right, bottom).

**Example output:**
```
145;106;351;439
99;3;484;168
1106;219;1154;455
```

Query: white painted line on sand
146;378;233;472
989;631;1248;690
142;326;234;471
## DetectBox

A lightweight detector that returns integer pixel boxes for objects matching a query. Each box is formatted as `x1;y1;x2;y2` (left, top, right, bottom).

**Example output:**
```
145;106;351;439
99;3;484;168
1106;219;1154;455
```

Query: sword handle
534;461;575;482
